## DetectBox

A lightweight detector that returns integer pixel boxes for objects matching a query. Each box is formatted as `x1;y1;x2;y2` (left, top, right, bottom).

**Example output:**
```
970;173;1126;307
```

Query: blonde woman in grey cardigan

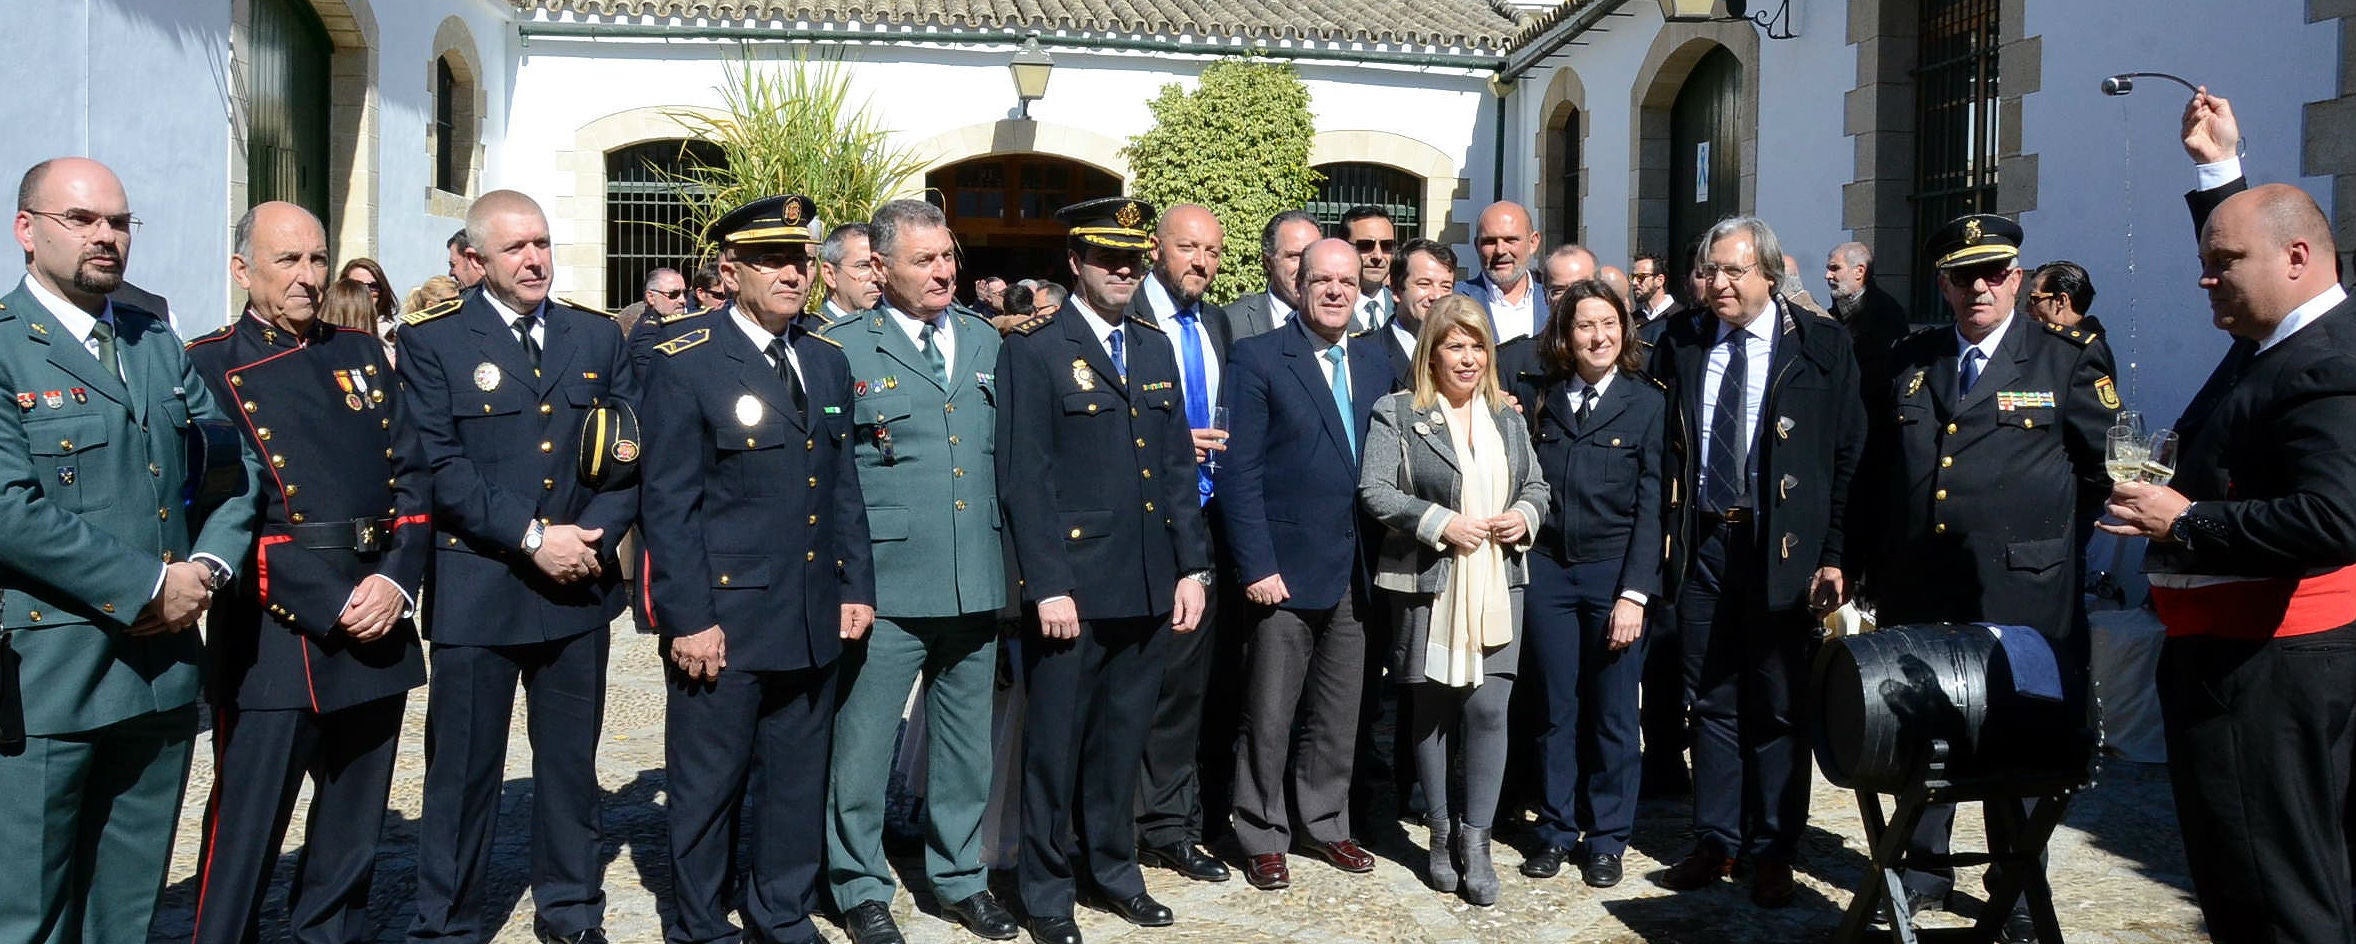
1359;294;1549;906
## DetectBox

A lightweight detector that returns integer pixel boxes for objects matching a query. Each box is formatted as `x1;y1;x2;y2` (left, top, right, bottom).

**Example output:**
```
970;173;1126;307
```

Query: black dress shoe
533;922;608;944
1140;841;1230;882
841;900;906;944
1520;844;1572;878
1580;852;1624;888
1023;914;1082;944
1996;909;2038;944
941;891;1020;941
1096;892;1174;927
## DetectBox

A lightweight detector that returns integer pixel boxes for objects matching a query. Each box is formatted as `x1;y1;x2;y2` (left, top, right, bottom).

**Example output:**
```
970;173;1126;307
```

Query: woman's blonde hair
1410;294;1503;412
403;275;460;315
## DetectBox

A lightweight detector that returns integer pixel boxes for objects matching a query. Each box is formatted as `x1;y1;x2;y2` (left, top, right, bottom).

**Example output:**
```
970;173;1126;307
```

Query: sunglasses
1352;239;1397;254
653;288;687;299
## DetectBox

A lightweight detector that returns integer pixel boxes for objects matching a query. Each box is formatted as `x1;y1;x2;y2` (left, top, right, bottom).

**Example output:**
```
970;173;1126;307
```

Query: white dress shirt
1142;276;1219;410
1485;273;1538;342
1268;293;1297;330
731;306;805;390
482;291;548;353
1696;304;1775;505
1073;297;1126;370
2257;283;2347;354
881;301;954;381
1954;313;2016;400
1357;287;1392;333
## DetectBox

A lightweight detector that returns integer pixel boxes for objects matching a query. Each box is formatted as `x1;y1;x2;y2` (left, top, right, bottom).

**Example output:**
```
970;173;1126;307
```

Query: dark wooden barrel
1811;623;2090;794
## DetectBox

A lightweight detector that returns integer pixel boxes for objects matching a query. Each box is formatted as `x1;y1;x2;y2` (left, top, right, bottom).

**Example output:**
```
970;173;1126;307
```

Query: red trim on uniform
640;545;658;629
189;704;238;941
2150;565;2356;639
219;346;306;525
392;514;431;529
255;535;291;604
299;635;320;713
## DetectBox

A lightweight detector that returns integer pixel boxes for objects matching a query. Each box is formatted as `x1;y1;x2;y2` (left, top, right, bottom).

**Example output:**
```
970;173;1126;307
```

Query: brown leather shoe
1299;839;1376;873
1750;860;1797;908
1245;853;1291;890
1658;850;1734;890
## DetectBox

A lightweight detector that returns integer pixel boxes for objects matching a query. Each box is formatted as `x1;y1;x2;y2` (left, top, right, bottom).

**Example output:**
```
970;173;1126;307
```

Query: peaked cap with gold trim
1056;196;1156;251
1927;212;2024;269
707;194;820;248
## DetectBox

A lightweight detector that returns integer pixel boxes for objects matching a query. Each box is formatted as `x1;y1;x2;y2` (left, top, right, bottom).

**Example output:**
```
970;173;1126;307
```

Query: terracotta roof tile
518;0;1531;50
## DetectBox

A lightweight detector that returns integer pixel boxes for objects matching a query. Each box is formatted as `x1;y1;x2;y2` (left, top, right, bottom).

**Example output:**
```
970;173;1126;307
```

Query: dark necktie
1576;385;1598;428
1704;329;1749;513
767;336;810;421
513;314;542;372
919;322;947;389
1958;347;1985;403
89;317;119;378
1108;326;1127;382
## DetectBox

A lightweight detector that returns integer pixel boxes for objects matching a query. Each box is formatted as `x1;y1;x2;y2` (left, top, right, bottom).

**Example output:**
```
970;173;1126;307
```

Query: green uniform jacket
0;284;261;736
820;305;1005;618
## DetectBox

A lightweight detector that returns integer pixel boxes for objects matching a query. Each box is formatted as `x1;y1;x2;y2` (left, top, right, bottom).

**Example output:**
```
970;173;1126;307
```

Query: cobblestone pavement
152;619;2207;943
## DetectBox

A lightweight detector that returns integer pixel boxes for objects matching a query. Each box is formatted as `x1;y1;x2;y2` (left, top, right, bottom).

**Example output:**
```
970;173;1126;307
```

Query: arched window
430;50;480;196
1912;0;2001;316
1310;163;1422;238
605;140;726;310
1555;107;1582;245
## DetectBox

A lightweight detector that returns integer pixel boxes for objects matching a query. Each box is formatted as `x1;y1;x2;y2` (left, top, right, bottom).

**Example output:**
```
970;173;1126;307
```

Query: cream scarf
1426;396;1516;687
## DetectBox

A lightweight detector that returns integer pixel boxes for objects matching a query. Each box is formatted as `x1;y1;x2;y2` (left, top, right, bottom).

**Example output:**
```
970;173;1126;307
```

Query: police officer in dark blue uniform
183;201;430;944
397;190;638;944
638;194;876;944
995;198;1212;944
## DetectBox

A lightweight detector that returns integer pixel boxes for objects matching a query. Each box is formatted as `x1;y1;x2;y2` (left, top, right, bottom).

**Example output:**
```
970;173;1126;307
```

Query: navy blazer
394;290;638;646
637;312;875;672
1506;362;1670;599
1216;318;1394;611
1454;270;1551;341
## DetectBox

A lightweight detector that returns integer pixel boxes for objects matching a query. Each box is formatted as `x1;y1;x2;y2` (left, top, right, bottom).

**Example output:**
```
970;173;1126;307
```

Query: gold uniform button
1135;438;1147;448
1068;527;1083;539
806;551;817;561
228;375;242;387
1144;501;1155;512
747;438;757;448
1945;423;1958;435
1086;404;1098;414
944;404;955;413
808;477;818;487
1934;522;1948;534
157;508;168;520
543;479;555;490
257;427;273;440
1130;408;1139;417
270;454;286;469
1140;468;1152;479
1935;489;1949;501
101;603;114;614
447;536;459;546
539;441;553;453
243;401;257;413
539;404;553;415
28;611;39;622
58;439;72;451
807;515;818;525
806;439;815;451
1940;456;1953;468
1611;437;1623;446
282;484;298;497
149;463;160;476
2022;419;2035;429
292;513;306;523
948;435;961;445
381;418;390;429
953;468;964;478
954;499;968;511
384;448;395;460
482;405;493;414
719;574;732;586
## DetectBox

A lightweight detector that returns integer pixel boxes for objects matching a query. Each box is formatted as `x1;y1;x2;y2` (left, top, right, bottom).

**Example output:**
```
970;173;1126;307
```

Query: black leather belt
1700;507;1754;527
286;516;396;553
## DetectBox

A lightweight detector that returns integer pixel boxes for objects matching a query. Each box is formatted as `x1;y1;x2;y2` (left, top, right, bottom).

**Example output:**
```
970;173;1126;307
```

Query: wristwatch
522;521;547;554
2168;503;2197;548
1186;570;1215;587
198;557;232;593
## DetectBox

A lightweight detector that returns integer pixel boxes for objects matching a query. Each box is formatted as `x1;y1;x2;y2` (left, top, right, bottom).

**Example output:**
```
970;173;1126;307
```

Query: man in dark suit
639;194;876;944
1341;205;1397;332
2103;90;2356;944
1223;210;1320;341
1823;241;1911;403
182;201;430;944
1630;251;1677;329
1130;204;1237;884
398;190;638;944
1372;238;1457;388
1856;214;2115;940
1454;201;1549;343
1220;239;1393;890
0;156;260;944
995;198;1212;944
1650;217;1865;908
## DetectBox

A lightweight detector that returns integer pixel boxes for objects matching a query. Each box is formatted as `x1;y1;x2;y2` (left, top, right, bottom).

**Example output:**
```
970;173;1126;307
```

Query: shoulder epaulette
184;324;235;351
657;308;701;326
655;328;711;356
1007;313;1055;335
1125;314;1166;334
804;331;842;349
400;298;462;327
2043;319;2100;347
1646;373;1669;391
1349;326;1378;339
816;313;860;336
556;296;613;318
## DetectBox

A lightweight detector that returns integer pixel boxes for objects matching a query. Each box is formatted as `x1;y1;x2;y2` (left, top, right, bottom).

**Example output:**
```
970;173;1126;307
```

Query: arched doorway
1669;46;1742;282
926;154;1121;290
246;0;333;226
605;139;726;309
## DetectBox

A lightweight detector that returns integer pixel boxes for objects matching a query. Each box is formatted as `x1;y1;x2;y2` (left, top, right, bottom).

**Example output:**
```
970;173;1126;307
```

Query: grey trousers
1231;593;1366;855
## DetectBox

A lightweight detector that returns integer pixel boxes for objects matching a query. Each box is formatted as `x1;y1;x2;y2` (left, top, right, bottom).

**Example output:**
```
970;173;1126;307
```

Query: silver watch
523;521;546;554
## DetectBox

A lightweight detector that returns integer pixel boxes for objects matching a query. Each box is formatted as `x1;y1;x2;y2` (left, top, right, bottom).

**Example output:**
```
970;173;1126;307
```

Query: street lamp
1009;35;1053;120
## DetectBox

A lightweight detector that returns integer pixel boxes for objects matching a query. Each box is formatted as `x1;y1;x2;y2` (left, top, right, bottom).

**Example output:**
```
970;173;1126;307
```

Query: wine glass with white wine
2106;425;2150;486
2142;429;2179;486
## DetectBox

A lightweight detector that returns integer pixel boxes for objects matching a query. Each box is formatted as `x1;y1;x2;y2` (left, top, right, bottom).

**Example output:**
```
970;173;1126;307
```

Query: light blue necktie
1108;325;1126;382
1325;345;1356;459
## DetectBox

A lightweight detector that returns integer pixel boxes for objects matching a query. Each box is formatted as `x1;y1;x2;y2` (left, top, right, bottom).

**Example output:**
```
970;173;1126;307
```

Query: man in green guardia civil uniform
819;199;1018;944
0;157;261;944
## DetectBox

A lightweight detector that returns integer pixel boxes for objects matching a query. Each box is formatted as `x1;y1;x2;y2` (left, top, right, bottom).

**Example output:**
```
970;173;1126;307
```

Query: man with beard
0;156;260;944
1224;211;1320;340
183;201;429;944
996;197;1211;944
1824;242;1910;400
1129;204;1239;885
1630;251;1676;328
399;190;638;944
819;199;1017;944
1455;201;1549;342
821;223;882;324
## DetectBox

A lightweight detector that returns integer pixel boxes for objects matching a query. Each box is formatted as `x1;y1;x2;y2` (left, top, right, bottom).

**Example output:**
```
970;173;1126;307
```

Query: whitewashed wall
369;0;515;303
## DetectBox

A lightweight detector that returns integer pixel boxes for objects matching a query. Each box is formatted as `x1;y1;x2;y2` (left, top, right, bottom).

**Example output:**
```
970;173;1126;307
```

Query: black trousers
1677;522;1813;863
1525;552;1646;855
1019;615;1167;918
1137;579;1224;849
407;631;609;943
664;661;836;944
1639;596;1690;786
191;696;404;944
2162;622;2356;944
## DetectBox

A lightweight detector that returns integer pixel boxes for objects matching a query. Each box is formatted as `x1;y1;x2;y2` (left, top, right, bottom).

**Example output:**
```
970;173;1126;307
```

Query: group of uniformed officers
1;85;2346;944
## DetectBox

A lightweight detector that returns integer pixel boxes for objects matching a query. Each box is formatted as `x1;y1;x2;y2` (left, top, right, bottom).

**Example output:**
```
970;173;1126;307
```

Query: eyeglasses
354;281;382;295
1945;262;2017;288
1694;262;1757;283
652;288;687;299
1631;271;1664;281
2026;291;2064;305
1352;239;1397;254
25;208;141;235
